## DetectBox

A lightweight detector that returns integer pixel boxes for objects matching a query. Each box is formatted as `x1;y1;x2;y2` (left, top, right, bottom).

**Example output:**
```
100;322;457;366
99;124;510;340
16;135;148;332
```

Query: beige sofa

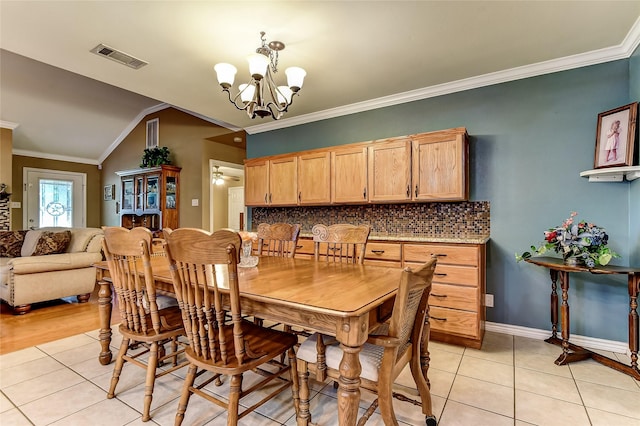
0;227;104;314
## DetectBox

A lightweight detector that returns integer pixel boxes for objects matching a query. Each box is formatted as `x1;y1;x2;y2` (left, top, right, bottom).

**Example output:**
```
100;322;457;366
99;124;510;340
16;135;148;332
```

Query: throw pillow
0;230;28;257
32;230;72;256
21;230;44;257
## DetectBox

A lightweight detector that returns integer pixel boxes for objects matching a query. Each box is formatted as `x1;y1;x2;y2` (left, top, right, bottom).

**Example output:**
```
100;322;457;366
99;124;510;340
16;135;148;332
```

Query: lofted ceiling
1;1;639;165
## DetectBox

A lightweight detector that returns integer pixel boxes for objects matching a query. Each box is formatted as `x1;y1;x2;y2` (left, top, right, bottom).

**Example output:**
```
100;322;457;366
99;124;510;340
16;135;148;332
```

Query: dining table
93;255;424;426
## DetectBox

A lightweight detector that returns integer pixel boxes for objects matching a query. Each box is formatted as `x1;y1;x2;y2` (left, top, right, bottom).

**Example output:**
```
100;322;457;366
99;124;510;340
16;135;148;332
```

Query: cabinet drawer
365;242;402;261
429;283;478;311
295;238;315;255
429;306;479;338
433;264;478;287
404;244;479;266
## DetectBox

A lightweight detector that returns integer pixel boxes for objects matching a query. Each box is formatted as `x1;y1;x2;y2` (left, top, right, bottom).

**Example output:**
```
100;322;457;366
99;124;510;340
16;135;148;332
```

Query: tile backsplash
251;201;490;238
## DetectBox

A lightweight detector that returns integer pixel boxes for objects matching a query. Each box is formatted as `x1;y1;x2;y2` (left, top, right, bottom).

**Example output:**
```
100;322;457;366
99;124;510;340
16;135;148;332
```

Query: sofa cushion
0;230;28;257
32;230;72;256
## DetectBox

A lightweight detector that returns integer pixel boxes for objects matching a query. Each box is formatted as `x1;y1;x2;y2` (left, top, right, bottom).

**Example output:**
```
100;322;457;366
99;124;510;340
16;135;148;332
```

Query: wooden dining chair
101;226;188;422
312;223;371;264
296;257;438;426
163;228;300;426
256;222;301;258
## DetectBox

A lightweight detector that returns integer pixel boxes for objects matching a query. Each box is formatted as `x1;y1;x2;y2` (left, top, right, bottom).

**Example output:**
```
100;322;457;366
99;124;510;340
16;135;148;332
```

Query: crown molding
12;148;100;165
246;16;640;135
0;121;20;130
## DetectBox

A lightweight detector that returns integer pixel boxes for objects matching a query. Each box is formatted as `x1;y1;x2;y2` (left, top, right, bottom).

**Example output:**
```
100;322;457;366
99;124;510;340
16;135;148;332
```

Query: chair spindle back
312;223;371;264
163;228;250;365
102;227;160;334
257;223;301;258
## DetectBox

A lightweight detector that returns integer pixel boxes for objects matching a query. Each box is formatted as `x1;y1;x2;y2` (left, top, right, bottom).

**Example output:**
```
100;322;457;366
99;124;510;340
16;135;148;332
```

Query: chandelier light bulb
285;67;306;92
239;84;255;104
277;86;293;106
247;53;269;80
214;63;237;88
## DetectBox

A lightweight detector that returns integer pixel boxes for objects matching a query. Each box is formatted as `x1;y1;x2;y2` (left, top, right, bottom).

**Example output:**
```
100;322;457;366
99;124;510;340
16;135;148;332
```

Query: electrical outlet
485;294;494;307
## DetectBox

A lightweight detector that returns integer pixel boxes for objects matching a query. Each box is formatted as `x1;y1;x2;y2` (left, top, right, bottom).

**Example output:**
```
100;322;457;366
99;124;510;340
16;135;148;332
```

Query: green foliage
140;147;171;167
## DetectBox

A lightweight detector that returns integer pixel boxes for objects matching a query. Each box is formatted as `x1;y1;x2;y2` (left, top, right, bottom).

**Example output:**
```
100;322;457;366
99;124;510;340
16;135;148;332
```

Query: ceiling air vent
90;44;148;69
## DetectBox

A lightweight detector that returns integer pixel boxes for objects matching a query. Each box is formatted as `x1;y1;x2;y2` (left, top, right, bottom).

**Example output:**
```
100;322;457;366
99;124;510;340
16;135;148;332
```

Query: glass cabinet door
165;176;177;209
135;176;144;211
122;179;134;211
146;175;159;210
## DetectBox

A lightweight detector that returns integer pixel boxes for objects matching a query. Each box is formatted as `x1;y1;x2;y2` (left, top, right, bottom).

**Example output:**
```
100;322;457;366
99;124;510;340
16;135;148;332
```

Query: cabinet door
368;139;412;202
269;157;298;205
162;166;180;230
298;152;330;205
134;175;145;214
332;146;368;203
121;178;134;212
145;174;160;211
412;131;468;201
245;160;270;206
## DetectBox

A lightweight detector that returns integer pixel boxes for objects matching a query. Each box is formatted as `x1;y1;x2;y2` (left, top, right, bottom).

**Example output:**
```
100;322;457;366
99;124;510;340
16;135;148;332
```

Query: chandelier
214;32;306;120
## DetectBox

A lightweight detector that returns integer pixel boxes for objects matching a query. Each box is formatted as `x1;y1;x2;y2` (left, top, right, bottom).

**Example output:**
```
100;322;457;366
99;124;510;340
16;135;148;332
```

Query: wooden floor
0;285;120;355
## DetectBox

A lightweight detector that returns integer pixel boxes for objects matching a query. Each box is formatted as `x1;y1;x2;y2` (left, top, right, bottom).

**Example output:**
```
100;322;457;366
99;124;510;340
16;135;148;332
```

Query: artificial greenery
140;146;171;167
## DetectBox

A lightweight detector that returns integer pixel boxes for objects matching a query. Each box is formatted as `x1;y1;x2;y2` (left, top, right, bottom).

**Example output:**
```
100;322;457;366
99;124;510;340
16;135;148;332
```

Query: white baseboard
485;322;631;356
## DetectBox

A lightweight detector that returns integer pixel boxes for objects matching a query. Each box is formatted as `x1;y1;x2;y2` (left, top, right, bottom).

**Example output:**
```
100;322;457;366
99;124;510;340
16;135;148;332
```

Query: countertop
298;232;490;245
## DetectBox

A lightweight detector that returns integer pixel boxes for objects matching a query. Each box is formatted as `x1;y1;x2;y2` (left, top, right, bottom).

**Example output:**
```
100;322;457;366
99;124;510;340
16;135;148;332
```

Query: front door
24;168;86;229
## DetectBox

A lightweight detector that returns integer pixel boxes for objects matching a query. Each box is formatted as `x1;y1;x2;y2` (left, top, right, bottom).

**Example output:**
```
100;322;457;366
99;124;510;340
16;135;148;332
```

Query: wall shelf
579;166;640;182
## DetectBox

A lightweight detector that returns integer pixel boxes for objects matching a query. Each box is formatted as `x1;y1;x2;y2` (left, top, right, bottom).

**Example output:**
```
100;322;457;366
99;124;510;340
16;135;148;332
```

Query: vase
564;256;584;266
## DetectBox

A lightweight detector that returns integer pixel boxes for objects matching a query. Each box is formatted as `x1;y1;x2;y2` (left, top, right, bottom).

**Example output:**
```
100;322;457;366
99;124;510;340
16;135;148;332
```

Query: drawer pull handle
431;293;447;298
430;316;447;321
295;245;303;249
435;273;447;277
371;250;385;255
432;253;448;257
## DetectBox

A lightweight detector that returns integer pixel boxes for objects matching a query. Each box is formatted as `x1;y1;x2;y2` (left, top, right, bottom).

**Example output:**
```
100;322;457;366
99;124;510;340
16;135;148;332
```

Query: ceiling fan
212;166;239;185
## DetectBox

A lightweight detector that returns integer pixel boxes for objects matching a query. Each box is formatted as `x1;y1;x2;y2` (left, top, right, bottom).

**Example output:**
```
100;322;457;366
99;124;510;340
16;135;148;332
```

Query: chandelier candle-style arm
214;31;306;120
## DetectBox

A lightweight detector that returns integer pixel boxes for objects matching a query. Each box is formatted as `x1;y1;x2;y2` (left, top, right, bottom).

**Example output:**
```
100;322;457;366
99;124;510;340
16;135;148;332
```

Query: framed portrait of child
594;102;637;169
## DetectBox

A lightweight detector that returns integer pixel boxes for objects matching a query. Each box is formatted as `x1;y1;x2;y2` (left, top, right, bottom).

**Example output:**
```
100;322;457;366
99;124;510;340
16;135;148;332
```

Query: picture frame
103;184;115;201
594;102;638;169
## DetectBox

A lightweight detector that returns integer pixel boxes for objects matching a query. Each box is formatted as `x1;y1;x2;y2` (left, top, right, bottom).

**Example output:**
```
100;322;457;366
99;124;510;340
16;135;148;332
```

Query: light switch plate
10;201;21;208
485;294;494;308
191;199;199;207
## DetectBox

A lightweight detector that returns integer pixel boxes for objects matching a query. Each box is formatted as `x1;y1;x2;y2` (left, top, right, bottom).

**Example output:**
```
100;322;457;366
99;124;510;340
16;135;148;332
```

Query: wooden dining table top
94;255;404;318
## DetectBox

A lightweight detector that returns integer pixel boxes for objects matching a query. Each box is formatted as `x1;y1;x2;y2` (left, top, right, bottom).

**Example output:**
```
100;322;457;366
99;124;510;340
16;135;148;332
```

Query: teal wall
247;59;636;342
630;45;640;267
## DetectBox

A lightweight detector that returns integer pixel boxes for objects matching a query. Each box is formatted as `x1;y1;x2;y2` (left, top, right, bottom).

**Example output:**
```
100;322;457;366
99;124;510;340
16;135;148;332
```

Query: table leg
337;343;362;426
546;269;559;342
98;276;113;365
554;271;590;365
628;273;639;373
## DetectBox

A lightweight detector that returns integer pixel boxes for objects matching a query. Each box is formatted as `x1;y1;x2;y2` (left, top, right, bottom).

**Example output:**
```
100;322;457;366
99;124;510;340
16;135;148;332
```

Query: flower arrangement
516;212;619;267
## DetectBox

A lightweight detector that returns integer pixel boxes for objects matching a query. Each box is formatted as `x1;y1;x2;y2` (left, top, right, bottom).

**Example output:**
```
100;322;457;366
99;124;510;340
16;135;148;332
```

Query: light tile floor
1;329;639;425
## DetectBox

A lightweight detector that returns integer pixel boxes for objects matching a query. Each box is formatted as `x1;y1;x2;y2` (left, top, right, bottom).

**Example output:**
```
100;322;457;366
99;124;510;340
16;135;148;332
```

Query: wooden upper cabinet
332;146;368;203
245;159;270;206
412;128;468;201
244;127;469;206
269;156;298;205
367;138;412;202
298;152;330;204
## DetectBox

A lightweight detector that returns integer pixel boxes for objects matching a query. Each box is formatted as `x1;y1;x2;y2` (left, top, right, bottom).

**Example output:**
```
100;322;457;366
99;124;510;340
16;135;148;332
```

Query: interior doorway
208;159;245;231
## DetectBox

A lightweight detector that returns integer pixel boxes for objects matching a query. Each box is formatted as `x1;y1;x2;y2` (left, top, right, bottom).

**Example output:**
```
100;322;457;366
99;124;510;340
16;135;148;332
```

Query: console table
526;257;640;380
